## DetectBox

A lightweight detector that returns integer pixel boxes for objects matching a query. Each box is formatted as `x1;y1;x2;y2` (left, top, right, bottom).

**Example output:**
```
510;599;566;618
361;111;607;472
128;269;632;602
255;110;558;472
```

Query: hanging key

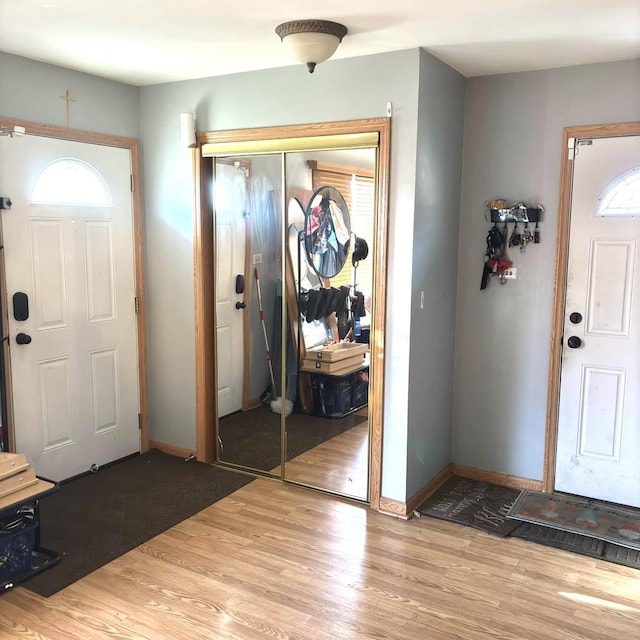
509;223;522;248
521;222;534;252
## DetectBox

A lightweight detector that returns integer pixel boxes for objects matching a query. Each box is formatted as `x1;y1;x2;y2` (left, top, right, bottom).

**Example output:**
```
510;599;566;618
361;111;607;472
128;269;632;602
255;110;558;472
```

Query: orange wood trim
378;464;452;519
197;118;390;145
130;139;149;453
0;116;149;454
556;121;640;140
543;128;573;493
368;117;391;511
378;496;410;519
149;440;194;460
543;120;640;493
406;464;452;516
194;153;216;463
452;464;543;491
0;117;140;149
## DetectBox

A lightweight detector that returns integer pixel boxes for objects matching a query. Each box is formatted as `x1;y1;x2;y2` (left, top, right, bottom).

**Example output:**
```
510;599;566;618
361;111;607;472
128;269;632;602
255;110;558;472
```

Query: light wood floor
275;421;369;499
1;478;639;640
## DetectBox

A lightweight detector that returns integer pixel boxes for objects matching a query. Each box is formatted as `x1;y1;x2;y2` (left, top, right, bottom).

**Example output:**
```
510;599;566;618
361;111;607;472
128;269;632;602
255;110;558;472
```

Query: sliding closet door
282;149;375;500
215;154;285;475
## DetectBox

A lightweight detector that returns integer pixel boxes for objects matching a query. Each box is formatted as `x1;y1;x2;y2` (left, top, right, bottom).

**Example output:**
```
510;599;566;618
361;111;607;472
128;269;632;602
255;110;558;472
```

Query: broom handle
254;267;277;393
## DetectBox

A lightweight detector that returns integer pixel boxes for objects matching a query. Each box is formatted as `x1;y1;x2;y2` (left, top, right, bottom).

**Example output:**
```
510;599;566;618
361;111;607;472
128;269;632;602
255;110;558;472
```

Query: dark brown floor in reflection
218;405;366;472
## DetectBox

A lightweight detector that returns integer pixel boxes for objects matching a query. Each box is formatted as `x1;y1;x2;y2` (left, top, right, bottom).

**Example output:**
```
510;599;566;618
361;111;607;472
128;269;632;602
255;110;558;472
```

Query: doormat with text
417;476;521;537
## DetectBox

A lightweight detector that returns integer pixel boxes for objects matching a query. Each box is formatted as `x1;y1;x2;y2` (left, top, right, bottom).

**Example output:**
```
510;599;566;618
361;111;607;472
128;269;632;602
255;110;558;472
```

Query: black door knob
569;312;583;324
16;333;31;345
235;301;246;310
567;336;582;349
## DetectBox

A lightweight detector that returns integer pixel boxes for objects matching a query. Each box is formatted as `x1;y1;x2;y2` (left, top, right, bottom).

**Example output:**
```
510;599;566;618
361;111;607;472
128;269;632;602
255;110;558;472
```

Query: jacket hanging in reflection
305;196;349;277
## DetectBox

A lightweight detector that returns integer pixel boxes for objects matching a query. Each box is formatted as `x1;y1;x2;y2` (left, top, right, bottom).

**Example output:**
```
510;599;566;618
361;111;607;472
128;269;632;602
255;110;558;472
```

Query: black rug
219;404;367;472
24;449;252;597
417;475;521;537
510;522;640;570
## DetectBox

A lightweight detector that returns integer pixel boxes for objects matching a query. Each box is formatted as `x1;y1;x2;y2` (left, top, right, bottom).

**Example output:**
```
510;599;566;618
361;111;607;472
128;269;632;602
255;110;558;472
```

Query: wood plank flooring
276;422;369;499
1;478;639;640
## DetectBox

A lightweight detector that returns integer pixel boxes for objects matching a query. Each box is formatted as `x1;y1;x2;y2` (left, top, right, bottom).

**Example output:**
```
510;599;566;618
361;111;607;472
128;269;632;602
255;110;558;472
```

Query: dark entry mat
603;544;640;569
511;522;605;557
23;449;252;597
510;522;640;570
417;476;522;537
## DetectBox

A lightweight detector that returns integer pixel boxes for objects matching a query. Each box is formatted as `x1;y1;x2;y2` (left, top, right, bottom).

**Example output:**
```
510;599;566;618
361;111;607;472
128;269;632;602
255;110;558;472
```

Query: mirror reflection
215;155;284;475
304;185;351;279
214;146;376;501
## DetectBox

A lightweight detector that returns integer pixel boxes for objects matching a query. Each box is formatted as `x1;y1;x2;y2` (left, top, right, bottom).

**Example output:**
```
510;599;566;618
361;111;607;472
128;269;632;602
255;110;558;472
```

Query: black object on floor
23;449;252;597
417;475;522;537
510;522;640;570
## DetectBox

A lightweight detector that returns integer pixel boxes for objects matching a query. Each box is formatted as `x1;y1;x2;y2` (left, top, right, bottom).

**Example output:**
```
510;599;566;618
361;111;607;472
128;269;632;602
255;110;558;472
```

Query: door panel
555;135;640;507
214;162;246;418
0;135;140;481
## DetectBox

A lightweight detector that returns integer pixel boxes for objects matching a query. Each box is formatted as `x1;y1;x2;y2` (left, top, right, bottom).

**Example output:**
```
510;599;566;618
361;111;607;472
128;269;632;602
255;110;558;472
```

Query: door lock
235;301;246;310
569;312;583;324
567;336;582;349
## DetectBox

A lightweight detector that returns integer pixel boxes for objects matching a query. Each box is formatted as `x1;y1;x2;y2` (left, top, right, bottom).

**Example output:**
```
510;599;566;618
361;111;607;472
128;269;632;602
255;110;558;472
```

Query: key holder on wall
480;199;544;290
486;199;544;226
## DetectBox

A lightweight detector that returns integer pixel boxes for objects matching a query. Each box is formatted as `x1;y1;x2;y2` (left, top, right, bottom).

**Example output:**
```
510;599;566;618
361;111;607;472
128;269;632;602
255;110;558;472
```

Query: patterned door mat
507;489;640;551
417;476;522;537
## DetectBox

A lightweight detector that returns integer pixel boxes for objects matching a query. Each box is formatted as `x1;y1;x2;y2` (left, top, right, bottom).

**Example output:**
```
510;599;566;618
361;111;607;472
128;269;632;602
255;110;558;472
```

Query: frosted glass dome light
275;20;348;74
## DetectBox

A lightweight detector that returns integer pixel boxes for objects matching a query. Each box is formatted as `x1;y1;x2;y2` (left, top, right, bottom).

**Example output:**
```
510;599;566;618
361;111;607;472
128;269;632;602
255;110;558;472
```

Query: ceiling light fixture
275;20;348;74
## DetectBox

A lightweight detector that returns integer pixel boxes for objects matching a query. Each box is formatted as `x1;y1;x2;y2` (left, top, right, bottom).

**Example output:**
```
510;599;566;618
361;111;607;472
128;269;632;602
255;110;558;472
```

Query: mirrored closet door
199;119;390;503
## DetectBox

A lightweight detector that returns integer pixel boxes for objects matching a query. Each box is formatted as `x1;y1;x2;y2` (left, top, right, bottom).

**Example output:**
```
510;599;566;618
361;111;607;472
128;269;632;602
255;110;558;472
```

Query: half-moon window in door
596;166;640;217
31;158;112;207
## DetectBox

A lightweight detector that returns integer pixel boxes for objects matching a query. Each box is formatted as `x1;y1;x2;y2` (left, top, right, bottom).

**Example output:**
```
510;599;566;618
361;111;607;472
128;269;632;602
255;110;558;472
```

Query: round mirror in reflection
304;186;351;279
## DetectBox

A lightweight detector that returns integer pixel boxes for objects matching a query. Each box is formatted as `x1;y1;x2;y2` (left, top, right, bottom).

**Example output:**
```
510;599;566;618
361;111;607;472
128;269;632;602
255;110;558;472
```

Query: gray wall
453;59;640;480
139;49;421;501
406;49;465;500
0;52;140;138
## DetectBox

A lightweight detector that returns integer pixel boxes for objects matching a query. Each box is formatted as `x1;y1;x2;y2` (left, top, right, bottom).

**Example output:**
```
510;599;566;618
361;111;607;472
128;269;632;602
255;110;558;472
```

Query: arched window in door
596;166;640;217
31;158;112;207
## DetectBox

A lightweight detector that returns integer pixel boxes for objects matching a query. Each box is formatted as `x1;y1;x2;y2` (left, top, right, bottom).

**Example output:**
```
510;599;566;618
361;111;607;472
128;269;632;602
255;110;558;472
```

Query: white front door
215;162;246;417
555;135;640;507
0;135;140;481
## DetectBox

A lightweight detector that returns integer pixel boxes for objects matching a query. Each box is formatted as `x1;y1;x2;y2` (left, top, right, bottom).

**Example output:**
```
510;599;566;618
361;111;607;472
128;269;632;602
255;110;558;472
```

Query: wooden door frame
193;117;390;510
543;120;640;493
0;116;149;455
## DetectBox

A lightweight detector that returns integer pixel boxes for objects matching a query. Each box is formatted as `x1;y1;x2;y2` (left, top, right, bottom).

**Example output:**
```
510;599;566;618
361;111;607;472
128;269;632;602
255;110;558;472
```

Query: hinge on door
135;297;139;314
130;174;134;192
567;137;576;160
138;413;142;430
572;138;593;158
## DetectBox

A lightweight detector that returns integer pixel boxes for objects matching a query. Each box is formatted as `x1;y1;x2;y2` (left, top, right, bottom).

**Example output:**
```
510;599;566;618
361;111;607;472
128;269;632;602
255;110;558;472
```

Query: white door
555;135;640;507
0;135;140;481
215;163;246;417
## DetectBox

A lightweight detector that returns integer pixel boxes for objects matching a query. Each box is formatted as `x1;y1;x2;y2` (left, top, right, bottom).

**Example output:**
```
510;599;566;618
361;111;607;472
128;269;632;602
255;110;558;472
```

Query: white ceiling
1;0;639;86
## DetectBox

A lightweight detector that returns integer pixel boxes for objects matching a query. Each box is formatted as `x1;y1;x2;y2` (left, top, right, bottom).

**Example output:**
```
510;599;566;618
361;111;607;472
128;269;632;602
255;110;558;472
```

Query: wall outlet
502;267;517;279
252;253;262;264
